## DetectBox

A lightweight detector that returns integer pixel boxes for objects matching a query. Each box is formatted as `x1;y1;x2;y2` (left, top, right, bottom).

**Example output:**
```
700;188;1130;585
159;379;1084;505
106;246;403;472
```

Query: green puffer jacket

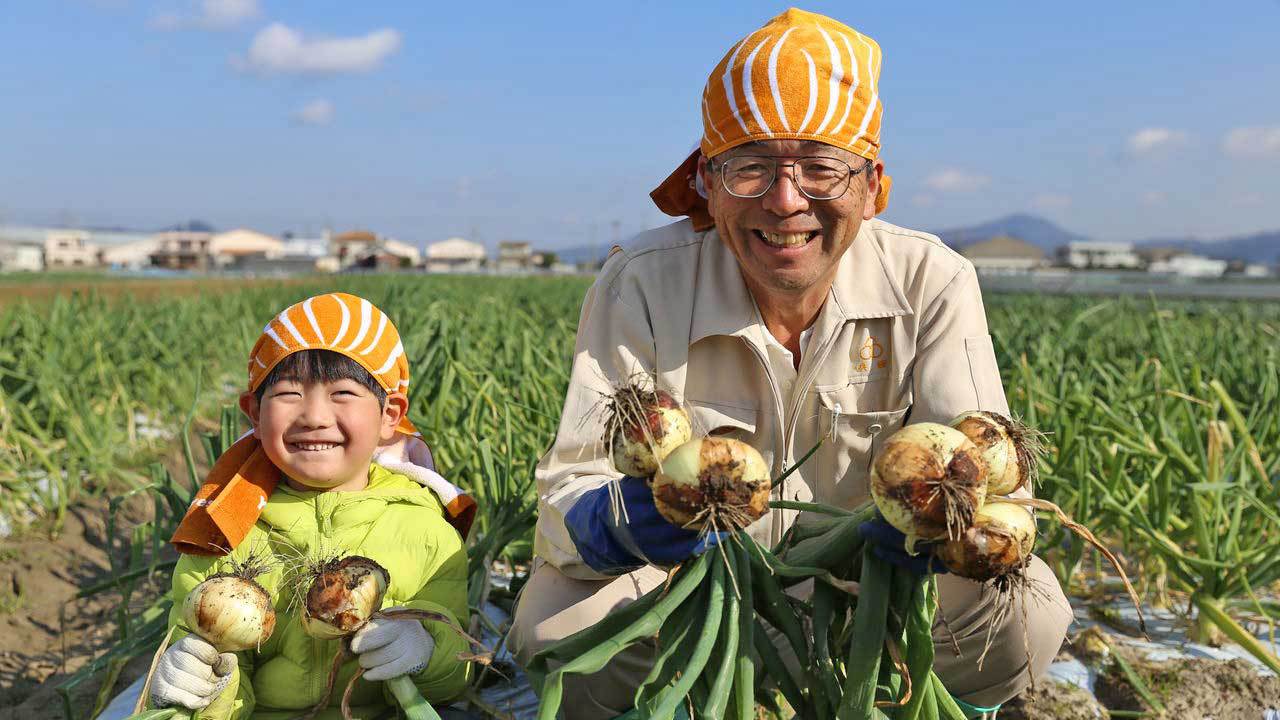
166;463;470;719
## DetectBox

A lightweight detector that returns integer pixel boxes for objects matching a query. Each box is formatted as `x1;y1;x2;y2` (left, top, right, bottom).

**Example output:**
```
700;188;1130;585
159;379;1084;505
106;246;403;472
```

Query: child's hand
350;615;435;681
150;635;237;709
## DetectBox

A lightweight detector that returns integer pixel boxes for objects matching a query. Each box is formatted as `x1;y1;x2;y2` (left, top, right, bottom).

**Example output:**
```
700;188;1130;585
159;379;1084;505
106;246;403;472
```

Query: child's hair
254;350;388;405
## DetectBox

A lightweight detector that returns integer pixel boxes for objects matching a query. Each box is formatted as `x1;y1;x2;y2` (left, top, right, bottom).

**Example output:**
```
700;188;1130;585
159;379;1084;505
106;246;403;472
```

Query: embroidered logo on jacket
855;336;888;373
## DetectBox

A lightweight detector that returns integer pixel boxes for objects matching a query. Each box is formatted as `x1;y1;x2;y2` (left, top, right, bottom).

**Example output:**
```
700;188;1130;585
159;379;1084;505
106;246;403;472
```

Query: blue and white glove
150;634;236;710
857;517;948;575
350;615;436;681
565;475;726;574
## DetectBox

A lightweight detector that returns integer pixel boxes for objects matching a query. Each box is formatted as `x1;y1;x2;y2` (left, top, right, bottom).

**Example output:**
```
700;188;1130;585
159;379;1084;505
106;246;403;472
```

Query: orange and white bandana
171;292;477;556
652;8;893;228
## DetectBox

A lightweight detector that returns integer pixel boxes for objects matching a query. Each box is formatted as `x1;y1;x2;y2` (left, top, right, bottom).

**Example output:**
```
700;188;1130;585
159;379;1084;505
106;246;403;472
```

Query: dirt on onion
651;436;770;533
603;383;692;478
180;554;276;653
870;422;988;551
951;410;1045;496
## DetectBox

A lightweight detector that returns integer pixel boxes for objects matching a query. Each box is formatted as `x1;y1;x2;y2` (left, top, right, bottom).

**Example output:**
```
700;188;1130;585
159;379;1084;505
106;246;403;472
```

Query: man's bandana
652;8;893;228
170;292;476;555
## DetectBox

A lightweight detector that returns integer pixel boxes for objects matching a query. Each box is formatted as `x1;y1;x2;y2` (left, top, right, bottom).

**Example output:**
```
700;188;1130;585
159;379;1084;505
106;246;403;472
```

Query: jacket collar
690;220;913;345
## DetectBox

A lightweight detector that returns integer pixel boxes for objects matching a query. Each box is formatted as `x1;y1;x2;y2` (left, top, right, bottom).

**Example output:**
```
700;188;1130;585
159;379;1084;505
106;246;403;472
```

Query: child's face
240;378;406;492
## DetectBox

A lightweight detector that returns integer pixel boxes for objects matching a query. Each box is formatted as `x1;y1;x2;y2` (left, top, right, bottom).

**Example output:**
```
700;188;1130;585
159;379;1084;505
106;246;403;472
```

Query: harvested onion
181;573;276;652
937;501;1036;581
950;410;1042;495
869;423;987;552
651;437;770;533
300;555;389;640
605;385;692;477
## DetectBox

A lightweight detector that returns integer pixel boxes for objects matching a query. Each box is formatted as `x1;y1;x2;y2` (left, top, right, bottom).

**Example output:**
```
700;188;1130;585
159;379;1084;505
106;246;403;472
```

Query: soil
0;496;164;720
1094;653;1280;719
1001;678;1110;720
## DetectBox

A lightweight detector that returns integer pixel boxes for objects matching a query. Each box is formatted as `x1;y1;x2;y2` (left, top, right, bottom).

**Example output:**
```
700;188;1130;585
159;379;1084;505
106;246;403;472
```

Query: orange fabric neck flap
650;150;715;232
170;434;279;556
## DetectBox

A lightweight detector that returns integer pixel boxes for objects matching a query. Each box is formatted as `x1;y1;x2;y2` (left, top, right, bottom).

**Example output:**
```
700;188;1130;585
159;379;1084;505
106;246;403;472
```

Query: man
510;8;1072;719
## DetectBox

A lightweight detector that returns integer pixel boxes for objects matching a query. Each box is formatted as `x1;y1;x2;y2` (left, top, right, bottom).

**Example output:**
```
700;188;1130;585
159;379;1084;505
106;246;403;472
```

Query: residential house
210;228;284;268
0;241;43;272
332;230;421;269
150;231;215;270
100;237;160;270
1059;241;1142;270
44;230;98;268
332;230;378;268
1148;254;1228;278
960;235;1045;274
425;238;487;272
496;241;533;272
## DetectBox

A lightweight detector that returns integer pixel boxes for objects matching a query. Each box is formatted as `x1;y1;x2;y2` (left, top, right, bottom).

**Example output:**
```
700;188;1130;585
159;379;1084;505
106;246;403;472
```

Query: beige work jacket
535;217;1012;579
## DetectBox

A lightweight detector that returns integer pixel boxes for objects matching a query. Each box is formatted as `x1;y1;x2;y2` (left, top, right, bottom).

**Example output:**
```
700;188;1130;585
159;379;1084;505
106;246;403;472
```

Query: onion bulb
651;437;770;533
605;385;692;477
300;556;389;640
182;573;276;652
950;411;1043;495
937;501;1036;581
869;423;987;552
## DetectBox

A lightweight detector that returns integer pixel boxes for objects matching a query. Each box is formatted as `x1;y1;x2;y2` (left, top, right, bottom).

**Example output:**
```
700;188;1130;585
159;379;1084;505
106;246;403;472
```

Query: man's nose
761;166;810;215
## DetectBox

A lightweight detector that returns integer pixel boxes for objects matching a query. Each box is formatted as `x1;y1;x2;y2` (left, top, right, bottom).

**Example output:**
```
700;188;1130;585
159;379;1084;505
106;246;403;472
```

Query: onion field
1;274;1278;717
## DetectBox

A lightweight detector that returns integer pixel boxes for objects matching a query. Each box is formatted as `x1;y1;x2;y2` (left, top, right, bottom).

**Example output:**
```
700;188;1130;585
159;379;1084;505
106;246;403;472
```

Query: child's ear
381;391;409;440
239;391;260;432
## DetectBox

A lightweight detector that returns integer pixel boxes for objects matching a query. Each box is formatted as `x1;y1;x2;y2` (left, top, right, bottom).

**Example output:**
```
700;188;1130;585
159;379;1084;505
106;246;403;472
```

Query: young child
150;292;476;719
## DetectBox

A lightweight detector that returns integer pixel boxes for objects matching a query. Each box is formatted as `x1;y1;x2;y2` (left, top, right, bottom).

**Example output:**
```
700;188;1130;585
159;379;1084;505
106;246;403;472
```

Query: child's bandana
170;292;477;555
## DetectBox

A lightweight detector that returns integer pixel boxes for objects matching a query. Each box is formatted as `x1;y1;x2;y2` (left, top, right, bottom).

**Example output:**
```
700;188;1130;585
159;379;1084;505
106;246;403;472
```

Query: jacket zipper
740;338;787;546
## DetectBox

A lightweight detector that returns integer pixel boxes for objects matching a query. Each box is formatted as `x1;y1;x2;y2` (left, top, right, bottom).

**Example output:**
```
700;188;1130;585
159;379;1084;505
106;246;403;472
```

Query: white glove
350;615;435;681
150;635;237;710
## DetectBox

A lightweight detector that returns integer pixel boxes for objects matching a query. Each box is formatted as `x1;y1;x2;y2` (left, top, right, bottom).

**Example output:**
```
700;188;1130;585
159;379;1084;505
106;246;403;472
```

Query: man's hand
857;517;948;575
150;635;237;710
350;616;435;681
565;475;725;574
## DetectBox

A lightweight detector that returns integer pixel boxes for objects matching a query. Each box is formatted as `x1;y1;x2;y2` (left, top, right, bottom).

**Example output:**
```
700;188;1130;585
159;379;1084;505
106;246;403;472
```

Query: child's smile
243;377;401;492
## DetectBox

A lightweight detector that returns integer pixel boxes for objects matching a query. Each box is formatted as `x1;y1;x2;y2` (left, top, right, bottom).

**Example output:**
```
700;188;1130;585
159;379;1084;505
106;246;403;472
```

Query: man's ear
381;391;409;441
697;154;714;213
862;160;884;220
239;391;260;435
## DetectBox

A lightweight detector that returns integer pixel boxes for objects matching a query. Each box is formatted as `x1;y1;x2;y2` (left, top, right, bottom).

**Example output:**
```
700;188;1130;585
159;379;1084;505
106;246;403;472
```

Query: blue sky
1;0;1277;249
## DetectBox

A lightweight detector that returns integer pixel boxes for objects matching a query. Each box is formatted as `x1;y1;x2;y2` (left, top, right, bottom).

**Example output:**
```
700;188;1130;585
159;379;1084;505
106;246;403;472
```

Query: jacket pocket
964;334;1006;412
815;390;910;510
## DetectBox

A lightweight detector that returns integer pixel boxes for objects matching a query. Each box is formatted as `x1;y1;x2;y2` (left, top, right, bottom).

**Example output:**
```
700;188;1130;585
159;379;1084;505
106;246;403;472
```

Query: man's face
699;139;882;296
240;379;404;492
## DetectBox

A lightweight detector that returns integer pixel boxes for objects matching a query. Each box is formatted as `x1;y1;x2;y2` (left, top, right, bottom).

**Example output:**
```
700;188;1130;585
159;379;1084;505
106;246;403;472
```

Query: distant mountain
931;213;1089;251
1134;231;1280;265
158;220;217;233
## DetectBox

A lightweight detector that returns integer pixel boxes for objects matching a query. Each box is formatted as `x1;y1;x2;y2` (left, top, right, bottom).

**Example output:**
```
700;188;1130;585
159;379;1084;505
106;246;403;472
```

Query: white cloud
1141;191;1168;205
911;194;936;208
924;169;989;193
1128;127;1188;155
1031;193;1071;211
149;0;260;31
292;99;333;126
234;23;402;75
1223;126;1280;159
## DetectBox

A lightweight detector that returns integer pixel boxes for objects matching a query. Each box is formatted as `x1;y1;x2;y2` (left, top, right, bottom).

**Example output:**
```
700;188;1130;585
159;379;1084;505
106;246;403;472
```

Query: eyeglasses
708;155;871;200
